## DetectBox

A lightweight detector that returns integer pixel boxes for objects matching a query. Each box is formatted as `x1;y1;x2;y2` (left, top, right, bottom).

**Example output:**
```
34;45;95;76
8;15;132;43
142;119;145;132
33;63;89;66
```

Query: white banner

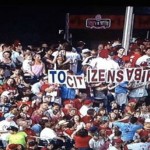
87;68;150;83
66;75;86;89
48;70;86;89
127;142;150;150
48;70;67;84
48;68;150;88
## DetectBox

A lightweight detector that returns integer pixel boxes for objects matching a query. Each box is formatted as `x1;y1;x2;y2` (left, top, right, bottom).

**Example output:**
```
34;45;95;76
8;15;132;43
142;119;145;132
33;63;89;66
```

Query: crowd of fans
0;38;149;150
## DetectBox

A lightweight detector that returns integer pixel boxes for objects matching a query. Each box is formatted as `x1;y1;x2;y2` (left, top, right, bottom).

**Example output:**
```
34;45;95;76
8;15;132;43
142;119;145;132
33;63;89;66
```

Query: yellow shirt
7;131;27;147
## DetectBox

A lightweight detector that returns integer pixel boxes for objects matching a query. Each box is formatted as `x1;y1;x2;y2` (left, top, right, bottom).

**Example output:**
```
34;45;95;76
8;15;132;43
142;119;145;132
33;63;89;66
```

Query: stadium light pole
122;6;134;55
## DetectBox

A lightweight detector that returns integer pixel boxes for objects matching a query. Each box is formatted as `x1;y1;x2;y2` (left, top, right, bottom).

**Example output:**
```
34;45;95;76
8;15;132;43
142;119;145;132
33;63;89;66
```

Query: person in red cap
107;138;124;150
83;100;93;105
99;42;110;59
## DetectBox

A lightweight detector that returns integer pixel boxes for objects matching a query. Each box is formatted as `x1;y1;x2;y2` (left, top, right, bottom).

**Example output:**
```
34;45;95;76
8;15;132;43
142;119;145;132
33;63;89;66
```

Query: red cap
8;144;20;149
128;98;137;104
83;100;93;105
63;100;73;105
138;117;145;124
112;138;123;144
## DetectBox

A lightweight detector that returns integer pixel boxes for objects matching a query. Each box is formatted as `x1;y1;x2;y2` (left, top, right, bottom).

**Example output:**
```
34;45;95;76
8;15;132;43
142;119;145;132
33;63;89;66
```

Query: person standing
113;116;143;143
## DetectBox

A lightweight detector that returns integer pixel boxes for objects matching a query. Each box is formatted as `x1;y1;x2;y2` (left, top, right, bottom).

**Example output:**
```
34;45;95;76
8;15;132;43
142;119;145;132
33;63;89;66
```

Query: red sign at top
86;14;111;29
69;14;150;30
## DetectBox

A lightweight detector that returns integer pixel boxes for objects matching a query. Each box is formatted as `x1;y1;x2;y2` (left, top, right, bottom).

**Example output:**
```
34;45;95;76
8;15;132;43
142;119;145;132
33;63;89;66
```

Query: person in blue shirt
113;116;143;143
60;84;76;101
115;81;132;111
60;70;76;102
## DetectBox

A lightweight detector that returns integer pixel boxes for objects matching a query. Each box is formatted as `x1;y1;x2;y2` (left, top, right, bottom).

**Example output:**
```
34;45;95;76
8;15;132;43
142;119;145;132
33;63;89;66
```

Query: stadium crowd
0;38;149;150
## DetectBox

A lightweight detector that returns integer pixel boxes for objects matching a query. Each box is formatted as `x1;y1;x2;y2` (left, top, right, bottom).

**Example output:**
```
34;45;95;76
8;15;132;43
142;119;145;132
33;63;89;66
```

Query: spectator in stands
6;126;27;149
113;116;143;142
136;47;150;68
0;113;18;148
72;128;92;150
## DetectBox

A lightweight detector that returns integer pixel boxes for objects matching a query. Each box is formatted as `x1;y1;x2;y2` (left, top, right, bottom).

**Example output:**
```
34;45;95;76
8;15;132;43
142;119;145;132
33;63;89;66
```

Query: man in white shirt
66;50;81;74
40;122;65;147
22;55;34;76
89;57;110;70
89;132;105;150
40;123;58;140
107;52;120;70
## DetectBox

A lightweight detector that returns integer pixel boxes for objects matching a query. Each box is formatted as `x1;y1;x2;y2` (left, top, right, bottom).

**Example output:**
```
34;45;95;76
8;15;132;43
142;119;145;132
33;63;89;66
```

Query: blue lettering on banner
49;70;56;82
48;70;85;88
58;71;66;83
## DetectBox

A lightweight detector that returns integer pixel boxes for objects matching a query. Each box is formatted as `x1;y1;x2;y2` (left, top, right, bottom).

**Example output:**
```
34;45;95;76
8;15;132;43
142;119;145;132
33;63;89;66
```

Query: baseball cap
83;100;93;105
88;126;98;133
1;91;11;98
7;144;21;149
58;120;69;126
93;132;100;137
112;41;121;47
7;126;18;132
112;138;123;144
82;48;91;54
4;113;15;119
145;118;150;123
77;41;86;47
128;98;137;104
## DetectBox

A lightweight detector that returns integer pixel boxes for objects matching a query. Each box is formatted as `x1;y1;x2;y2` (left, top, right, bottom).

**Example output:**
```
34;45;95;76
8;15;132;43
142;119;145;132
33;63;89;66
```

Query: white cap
43;76;48;80
112;41;121;47
145;118;150;123
58;120;69;126
42;43;48;48
1;91;10;98
82;48;91;54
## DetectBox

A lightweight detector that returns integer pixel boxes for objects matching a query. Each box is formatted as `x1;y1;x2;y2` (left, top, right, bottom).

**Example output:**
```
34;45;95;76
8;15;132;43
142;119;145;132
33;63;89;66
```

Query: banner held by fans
87;68;150;83
48;70;86;89
48;68;150;88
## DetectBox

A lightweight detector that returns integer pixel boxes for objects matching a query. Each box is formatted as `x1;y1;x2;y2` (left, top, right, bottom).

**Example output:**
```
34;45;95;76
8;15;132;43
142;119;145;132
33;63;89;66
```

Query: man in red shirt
129;47;142;67
72;128;92;150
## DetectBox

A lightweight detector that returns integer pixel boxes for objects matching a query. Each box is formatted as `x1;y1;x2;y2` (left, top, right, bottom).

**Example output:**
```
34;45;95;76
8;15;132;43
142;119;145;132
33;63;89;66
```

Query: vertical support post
146;30;149;39
122;6;134;55
130;14;134;41
65;13;70;42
